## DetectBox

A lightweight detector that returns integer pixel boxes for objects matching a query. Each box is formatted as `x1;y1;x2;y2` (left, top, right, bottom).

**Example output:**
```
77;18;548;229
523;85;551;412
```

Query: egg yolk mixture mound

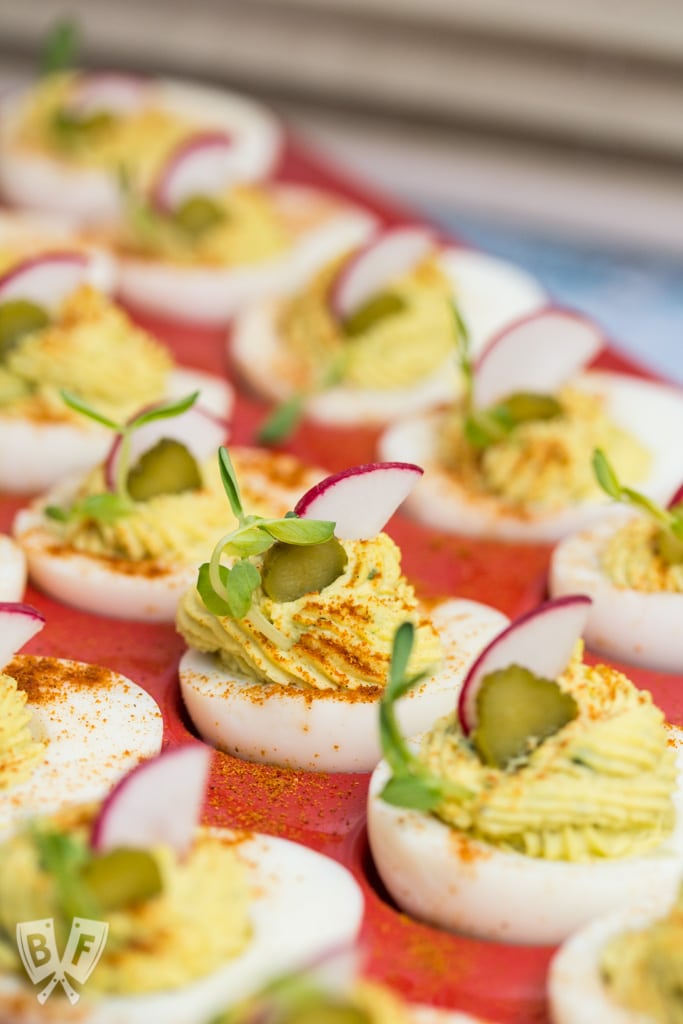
276;254;456;392
177;533;442;692
439;387;650;512
0;672;43;790
221;978;412;1024
419;642;676;861
13;72;196;179
0;823;251;992
120;185;290;267
602;517;683;593
601;882;683;1024
0;285;171;421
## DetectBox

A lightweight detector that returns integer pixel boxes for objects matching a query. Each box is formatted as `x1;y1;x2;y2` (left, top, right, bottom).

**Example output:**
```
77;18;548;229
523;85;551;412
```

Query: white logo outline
16;917;109;1004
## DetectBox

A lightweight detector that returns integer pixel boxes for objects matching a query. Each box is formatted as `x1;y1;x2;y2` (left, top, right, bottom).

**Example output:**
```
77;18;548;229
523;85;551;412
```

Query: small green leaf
380;774;443;812
464;410;507;449
44;505;69;522
197;563;233;616
592;448;622;500
257;395;305;446
128;391;199;430
218;446;244;521
225;560;261;619
75;492;133;523
452;300;470;345
32;827;100;922
223;526;274;559
388;621;415;698
40;18;80;75
60;390;121;431
262;518;335;545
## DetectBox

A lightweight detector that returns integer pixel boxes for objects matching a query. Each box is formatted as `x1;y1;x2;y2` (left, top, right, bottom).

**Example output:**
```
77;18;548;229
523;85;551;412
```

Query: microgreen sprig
40;18;80;76
196;446;335;647
379;622;471;811
257;353;348;447
593;448;683;563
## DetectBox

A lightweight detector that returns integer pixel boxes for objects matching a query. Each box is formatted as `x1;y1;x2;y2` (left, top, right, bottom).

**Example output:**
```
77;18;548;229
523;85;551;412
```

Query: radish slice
0;601;45;671
151;131;238;213
91;744;211;857
457;595;592;734
668;483;683;509
104;402;229;492
68;72;148;117
294;462;423;540
330;226;436;321
0;251;90;314
473;307;604;409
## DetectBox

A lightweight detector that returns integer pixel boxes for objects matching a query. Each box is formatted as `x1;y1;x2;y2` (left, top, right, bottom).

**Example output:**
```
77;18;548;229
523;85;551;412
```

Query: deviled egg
367;601;683;945
380;308;683;541
0;71;281;223
231;226;544;433
178;455;508;772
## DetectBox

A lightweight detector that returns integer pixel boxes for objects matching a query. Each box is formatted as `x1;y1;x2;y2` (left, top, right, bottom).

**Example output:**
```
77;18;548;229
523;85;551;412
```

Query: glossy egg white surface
550;513;683;674
117;184;376;324
0;79;282;224
13;447;322;623
549;897;672;1024
231;248;545;425
0;534;26;600
0;364;232;495
379;372;683;542
0;828;364;1024
366;729;683;946
0;654;162;838
179;598;509;773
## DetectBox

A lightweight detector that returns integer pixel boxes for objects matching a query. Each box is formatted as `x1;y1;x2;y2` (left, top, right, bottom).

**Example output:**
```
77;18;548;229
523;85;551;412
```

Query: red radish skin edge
90;744;211;858
0;251;89;297
457;595;593;735
0;602;46;670
150;130;235;213
668;483;683;509
294;461;423;520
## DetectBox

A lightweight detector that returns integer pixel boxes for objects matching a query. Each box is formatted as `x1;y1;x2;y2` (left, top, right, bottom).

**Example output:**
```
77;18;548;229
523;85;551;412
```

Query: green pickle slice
471;665;578;769
173;195;226;236
281;1004;370;1024
81;848;163;911
127;438;202;501
655;526;683;566
262;538;348;603
343;291;406;337
496;391;563;425
0;299;50;358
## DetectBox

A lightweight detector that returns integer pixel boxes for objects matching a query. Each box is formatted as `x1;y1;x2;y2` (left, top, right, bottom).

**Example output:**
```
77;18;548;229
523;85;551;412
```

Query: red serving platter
2;135;682;1024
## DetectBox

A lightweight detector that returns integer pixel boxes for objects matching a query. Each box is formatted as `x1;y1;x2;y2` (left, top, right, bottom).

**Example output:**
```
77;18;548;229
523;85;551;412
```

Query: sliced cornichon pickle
655;527;683;566
127;438;202;501
496;391;563;425
51;108;116;147
281;1003;371;1024
261;537;348;603
0;299;50;358
173;195;226;236
343;291;406;337
471;665;578;769
81;848;163;910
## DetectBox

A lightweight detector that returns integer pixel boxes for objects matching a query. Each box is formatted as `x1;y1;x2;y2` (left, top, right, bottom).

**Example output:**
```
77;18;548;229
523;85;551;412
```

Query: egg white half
0;78;282;224
366;729;683;946
0;534;26;600
13;447;322;623
179;598;508;773
0;827;364;1024
0;365;232;495
231;248;545;426
550;513;683;674
117;184;376;324
549;896;672;1024
0;654;162;838
379;371;683;542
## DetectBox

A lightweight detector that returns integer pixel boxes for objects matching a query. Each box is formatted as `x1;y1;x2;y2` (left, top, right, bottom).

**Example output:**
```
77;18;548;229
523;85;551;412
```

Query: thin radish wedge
294;462;423;540
0;601;45;670
68;72;148;116
668;483;683;509
91;744;211;857
329;226;436;321
457;595;592;735
104;402;229;492
0;251;90;313
473;307;604;409
151;130;238;213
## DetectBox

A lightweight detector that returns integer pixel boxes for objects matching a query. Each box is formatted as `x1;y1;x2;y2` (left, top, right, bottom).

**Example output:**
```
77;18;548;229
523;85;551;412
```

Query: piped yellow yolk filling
177;532;442;692
439;387;651;512
276;254;456;393
602;517;683;594
419;642;677;861
0;672;43;791
0;828;251;992
0;285;172;421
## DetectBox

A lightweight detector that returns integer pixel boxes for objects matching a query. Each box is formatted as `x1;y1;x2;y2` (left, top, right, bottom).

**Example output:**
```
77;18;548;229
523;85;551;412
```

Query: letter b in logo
26;931;52;969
